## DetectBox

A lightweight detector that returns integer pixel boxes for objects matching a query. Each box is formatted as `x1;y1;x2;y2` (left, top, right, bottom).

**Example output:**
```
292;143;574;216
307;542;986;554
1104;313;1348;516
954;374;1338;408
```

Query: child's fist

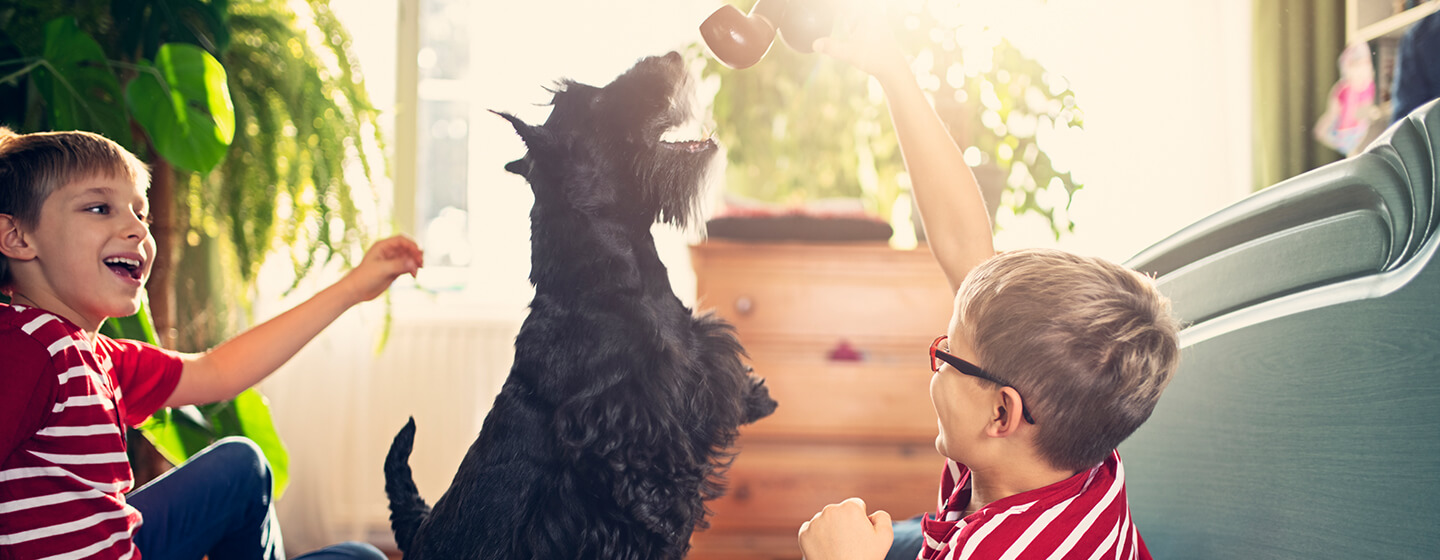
812;4;908;85
341;235;424;303
798;497;894;560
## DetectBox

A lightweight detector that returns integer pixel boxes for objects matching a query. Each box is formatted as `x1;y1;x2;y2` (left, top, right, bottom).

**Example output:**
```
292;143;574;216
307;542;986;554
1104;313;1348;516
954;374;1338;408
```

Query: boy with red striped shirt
797;16;1181;560
0;127;423;559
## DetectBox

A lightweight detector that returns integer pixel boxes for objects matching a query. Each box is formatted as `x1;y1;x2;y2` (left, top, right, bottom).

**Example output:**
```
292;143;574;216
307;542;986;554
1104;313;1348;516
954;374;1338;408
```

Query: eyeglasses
929;335;1036;424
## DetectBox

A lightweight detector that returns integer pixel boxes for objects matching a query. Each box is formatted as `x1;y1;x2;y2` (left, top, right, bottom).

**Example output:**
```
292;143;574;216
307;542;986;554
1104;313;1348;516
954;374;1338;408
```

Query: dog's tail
385;417;431;553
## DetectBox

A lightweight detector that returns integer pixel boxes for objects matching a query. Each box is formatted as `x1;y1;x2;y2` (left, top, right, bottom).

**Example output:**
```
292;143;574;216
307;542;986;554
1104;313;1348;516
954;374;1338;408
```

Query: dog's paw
743;377;778;424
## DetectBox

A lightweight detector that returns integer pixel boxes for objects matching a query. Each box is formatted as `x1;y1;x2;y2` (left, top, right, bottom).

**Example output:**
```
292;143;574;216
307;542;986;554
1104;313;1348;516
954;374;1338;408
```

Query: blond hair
0;127;151;290
957;248;1181;472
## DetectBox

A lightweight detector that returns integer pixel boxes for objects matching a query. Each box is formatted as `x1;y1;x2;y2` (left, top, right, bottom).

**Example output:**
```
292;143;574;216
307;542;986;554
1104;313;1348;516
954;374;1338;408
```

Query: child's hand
813;5;909;86
798;497;894;560
339;235;424;304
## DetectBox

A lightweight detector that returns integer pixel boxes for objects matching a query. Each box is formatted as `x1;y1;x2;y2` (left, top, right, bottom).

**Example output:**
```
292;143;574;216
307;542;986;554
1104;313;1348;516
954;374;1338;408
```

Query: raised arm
164;235;423;407
815;20;995;293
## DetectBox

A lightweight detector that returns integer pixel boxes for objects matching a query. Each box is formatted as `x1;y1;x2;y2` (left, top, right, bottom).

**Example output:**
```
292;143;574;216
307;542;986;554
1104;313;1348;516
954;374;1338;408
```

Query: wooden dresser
687;241;957;560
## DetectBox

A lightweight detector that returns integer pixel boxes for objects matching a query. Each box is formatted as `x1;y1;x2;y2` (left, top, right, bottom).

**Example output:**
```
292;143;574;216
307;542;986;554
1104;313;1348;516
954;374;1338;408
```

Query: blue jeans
129;437;385;560
886;515;925;560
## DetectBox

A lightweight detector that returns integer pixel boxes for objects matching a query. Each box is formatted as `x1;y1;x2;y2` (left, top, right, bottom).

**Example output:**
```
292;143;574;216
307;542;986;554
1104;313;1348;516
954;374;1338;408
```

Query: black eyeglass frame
929;335;1036;424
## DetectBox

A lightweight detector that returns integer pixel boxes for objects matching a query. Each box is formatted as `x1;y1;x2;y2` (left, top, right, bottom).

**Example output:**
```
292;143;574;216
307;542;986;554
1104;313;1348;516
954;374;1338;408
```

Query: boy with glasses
796;17;1182;560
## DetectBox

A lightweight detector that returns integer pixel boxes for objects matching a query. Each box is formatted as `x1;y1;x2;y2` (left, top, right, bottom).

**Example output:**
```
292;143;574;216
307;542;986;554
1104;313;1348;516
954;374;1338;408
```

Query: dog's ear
495;107;541;137
495;110;547;178
504;158;531;177
492;110;548;147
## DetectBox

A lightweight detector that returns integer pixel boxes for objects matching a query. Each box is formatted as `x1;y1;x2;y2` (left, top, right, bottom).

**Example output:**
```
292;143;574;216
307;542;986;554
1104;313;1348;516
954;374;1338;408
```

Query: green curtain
1252;0;1346;191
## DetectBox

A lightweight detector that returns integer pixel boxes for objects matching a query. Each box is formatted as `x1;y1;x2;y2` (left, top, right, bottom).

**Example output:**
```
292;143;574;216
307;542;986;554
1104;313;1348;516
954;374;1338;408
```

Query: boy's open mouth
104;257;144;281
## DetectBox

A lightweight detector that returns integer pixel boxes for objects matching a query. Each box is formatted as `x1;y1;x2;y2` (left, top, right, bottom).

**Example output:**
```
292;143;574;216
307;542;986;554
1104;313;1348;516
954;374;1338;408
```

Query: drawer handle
732;481;751;501
828;339;864;362
734;295;754;316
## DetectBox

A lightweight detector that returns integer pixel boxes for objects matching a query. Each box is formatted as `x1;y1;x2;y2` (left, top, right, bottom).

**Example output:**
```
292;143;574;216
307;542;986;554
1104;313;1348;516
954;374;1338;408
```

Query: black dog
384;52;777;560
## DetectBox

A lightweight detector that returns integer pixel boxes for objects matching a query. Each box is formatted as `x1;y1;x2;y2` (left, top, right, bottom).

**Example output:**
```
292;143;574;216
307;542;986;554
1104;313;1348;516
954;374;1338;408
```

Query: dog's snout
647;51;686;78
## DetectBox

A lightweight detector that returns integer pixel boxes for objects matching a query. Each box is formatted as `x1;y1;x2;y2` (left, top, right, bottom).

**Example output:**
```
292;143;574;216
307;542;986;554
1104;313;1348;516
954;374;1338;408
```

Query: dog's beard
634;143;717;231
645;67;718;231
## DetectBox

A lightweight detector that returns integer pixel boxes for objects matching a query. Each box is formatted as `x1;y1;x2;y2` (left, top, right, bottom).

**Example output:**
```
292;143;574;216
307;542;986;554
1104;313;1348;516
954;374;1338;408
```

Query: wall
983;0;1255;261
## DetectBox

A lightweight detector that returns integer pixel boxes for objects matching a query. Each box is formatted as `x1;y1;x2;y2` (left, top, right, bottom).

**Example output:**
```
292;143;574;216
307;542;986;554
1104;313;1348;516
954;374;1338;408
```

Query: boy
0;127;423;559
797;17;1181;560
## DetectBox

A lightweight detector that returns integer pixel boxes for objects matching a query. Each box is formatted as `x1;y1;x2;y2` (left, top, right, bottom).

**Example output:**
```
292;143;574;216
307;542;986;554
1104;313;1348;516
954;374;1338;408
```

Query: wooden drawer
691;242;954;346
741;350;937;442
701;440;941;534
688;241;951;560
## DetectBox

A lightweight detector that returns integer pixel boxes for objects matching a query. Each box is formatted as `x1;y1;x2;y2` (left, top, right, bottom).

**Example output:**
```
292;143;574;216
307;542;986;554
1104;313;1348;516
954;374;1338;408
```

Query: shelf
1349;0;1440;43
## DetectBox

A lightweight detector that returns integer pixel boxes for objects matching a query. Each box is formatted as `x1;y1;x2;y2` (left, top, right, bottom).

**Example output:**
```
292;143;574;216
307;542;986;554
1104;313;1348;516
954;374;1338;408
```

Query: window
360;0;717;310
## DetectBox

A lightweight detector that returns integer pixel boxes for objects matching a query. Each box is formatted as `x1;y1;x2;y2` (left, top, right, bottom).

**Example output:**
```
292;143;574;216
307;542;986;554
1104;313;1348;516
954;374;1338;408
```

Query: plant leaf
99;298;160;343
136;390;288;498
136;406;217;466
231;388;290;497
127;42;235;173
33;17;134;150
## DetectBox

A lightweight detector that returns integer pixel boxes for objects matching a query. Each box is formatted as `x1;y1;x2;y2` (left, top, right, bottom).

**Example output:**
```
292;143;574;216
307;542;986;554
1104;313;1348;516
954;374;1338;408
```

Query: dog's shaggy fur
384;52;777;560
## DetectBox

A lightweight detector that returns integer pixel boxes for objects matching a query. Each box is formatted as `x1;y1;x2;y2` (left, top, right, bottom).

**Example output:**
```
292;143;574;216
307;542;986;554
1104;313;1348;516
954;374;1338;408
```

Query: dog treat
701;0;836;69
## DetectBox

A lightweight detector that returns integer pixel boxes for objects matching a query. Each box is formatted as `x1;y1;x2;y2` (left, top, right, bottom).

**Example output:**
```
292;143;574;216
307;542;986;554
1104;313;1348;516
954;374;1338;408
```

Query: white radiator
261;310;521;553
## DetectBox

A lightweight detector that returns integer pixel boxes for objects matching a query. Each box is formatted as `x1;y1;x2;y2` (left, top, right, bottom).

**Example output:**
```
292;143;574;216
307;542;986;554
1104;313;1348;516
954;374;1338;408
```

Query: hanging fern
203;0;382;291
166;0;384;349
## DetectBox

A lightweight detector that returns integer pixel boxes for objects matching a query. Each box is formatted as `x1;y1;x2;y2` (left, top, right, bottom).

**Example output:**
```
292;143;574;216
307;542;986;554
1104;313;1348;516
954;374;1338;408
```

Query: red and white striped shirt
918;450;1149;560
0;304;183;560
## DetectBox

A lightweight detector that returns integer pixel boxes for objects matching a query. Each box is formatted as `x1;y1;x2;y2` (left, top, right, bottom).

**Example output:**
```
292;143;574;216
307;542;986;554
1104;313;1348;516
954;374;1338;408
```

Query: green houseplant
702;0;1084;238
0;0;384;492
